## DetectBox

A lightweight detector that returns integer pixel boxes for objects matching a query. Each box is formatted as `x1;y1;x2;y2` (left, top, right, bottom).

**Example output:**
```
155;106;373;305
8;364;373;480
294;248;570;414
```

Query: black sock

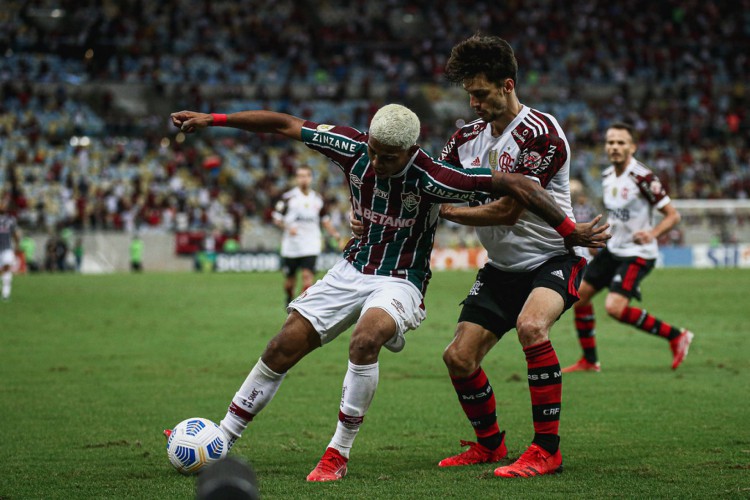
478;431;505;450
533;433;560;455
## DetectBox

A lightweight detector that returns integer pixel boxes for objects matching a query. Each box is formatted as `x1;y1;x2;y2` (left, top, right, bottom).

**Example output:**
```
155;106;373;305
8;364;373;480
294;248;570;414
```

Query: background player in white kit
170;103;608;482
434;34;605;478
562;122;694;373
272;165;340;306
0;195;20;302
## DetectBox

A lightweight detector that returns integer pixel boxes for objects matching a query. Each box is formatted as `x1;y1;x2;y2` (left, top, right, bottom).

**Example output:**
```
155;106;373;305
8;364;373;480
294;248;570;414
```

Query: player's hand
170;111;212;134
632;230;654;244
564;214;610;249
439;203;454;220
349;210;364;238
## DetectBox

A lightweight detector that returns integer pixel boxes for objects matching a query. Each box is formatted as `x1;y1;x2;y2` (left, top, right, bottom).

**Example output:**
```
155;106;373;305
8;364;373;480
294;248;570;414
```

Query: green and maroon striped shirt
302;120;494;296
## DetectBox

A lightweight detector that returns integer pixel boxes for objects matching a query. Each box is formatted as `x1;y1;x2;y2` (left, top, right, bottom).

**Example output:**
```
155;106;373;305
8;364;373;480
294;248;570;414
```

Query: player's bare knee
516;317;549;346
604;295;627;319
442;344;478;377
348;333;382;361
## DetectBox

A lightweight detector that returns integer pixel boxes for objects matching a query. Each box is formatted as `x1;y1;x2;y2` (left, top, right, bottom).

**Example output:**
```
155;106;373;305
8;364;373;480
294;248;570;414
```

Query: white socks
328;360;379;458
220;358;286;443
1;271;11;299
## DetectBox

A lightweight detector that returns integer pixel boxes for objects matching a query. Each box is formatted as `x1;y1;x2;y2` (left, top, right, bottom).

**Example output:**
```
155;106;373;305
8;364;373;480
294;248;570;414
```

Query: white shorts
289;259;426;353
0;249;15;268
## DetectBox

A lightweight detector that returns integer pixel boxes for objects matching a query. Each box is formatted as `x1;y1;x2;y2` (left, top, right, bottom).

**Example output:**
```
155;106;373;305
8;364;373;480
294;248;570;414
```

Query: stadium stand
2;0;749;256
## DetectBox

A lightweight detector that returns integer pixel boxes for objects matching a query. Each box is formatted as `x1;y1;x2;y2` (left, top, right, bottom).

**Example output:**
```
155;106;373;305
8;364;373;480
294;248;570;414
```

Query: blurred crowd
1;0;748;241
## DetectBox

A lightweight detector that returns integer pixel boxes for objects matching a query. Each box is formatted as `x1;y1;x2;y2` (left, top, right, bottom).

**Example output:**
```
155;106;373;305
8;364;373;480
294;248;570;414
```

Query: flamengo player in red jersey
562;122;694;373
169;104;608;482
434;34;595;477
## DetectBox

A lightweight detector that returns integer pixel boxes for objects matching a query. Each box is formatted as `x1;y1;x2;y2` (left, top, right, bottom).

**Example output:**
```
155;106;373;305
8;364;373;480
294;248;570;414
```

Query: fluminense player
562;122;694;373
0;196;20;302
272;165;340;306
434;34;602;477
168;103;608;482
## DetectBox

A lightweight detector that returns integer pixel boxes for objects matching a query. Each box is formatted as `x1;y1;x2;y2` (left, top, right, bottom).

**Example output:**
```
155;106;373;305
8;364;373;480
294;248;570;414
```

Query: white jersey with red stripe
602;158;671;260
273;187;328;258
440;105;574;271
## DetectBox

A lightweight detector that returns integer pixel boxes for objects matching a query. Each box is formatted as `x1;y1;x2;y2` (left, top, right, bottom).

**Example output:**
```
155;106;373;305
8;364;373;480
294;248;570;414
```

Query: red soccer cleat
562;358;601;373
306;447;348;482
494;443;562;478
163;428;172;439
670;329;694;370
438;437;507;467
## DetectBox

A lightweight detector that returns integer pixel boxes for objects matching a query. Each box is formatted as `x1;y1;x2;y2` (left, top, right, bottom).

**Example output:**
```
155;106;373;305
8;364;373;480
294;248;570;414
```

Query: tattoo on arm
527;189;566;227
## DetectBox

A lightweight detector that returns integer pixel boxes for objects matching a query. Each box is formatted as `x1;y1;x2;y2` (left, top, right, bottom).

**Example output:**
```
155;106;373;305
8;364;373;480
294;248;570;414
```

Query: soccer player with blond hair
168;103;608;481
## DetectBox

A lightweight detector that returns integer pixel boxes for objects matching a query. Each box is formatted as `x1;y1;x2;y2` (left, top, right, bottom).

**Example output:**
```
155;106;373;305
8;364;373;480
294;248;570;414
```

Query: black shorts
458;253;587;340
583;247;654;301
281;255;317;278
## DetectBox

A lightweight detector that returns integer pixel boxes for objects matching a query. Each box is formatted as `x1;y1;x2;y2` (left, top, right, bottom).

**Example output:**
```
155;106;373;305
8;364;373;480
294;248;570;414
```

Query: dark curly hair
445;34;518;86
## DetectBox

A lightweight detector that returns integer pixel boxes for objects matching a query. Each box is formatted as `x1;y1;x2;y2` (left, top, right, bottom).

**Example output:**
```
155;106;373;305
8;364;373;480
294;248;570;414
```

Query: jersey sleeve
272;198;287;223
415;150;494;203
438;129;463;168
629;170;671;208
514;134;568;187
300;121;367;174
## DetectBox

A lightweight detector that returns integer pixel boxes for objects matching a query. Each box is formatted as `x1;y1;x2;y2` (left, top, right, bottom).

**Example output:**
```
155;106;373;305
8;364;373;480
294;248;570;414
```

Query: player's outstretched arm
170;110;305;141
489;172;610;248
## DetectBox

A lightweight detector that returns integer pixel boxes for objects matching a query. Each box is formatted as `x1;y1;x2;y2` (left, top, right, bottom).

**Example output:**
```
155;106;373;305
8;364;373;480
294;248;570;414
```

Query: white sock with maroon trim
328;360;379;459
220;358;285;443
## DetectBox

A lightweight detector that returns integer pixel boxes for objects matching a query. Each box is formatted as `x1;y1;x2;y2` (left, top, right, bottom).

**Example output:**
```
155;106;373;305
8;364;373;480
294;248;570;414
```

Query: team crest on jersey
316;124;335;132
650;178;662;195
499;151;514;171
401;191;421;212
350;174;363;188
522;151;543;172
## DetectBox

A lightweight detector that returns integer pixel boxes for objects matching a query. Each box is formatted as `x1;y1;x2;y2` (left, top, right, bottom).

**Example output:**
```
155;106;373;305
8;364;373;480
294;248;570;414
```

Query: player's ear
503;78;515;94
407;144;420;156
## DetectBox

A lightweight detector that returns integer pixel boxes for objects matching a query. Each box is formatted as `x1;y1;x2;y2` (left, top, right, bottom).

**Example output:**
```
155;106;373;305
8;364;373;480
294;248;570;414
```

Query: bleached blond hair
369;104;420;150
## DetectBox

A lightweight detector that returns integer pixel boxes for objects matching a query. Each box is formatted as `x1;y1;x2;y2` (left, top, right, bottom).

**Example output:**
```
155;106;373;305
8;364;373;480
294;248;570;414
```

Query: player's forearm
490;173;566;228
441;203;517;226
173;109;304;140
651;211;681;239
219;111;303;139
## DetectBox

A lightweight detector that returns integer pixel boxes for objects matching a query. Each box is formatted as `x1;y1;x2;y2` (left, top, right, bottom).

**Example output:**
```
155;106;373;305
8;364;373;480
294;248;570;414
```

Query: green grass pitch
1;268;748;498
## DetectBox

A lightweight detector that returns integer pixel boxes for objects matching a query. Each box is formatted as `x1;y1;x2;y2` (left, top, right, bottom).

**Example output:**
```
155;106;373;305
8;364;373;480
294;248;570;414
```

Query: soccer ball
166;417;228;475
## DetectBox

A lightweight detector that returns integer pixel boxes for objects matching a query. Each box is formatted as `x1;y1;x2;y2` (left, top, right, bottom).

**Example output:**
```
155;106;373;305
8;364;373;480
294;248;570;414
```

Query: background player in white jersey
170;104;607;482
272;165;340;306
0;195;20;302
562;123;694;373
434;35;606;478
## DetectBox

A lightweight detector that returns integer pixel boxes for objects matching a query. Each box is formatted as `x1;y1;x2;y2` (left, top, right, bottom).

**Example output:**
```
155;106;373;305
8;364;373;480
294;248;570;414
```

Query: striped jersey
273;187;328;258
301;120;495;295
602;158;671;260
440;105;573;271
0;214;17;251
